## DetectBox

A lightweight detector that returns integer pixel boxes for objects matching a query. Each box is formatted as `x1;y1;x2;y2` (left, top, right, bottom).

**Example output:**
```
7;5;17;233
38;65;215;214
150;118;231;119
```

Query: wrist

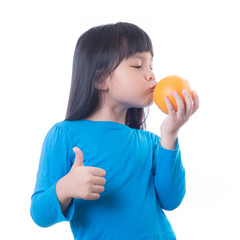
160;133;178;150
56;176;72;210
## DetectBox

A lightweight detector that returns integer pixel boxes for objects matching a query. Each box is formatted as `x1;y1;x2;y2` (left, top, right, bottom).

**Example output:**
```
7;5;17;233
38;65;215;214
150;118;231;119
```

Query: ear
94;81;109;91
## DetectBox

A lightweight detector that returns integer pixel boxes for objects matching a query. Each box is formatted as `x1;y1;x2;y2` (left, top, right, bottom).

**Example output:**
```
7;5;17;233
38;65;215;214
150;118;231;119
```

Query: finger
72;147;84;167
92;176;106;186
89;167;106;177
172;91;185;116
192;90;200;114
164;96;176;115
87;193;101;200
182;89;193;117
92;185;105;194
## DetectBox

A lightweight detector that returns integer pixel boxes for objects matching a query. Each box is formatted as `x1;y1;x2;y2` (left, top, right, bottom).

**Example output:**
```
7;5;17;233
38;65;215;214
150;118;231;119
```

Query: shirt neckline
80;119;132;130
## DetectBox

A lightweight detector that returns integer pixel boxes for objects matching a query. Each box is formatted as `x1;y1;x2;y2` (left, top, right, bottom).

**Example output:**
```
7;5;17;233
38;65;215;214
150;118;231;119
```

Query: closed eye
132;66;142;69
132;65;153;71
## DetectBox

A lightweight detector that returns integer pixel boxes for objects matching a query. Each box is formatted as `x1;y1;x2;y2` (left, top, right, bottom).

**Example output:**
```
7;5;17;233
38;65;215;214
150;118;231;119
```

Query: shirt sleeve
151;133;186;211
30;123;75;227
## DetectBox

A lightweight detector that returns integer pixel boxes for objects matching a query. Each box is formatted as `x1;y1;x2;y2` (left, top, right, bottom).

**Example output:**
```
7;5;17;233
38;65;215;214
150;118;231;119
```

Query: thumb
72;147;84;167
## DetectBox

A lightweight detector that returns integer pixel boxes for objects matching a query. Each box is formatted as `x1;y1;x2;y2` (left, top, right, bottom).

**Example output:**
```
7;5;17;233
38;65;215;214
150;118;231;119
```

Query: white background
1;0;240;239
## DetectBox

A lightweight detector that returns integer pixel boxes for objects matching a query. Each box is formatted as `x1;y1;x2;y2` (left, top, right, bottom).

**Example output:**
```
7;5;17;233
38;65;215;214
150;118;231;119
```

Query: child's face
104;51;157;109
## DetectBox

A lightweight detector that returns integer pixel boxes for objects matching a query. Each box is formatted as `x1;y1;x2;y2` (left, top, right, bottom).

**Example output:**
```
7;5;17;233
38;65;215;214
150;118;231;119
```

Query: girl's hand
160;89;199;150
56;147;106;213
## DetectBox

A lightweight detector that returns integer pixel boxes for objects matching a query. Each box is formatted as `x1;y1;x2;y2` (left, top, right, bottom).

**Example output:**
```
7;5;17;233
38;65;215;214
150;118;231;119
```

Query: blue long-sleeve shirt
30;120;186;240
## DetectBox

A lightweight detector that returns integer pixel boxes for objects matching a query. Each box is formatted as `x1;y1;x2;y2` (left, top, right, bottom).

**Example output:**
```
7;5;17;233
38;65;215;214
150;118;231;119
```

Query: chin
144;98;154;107
128;97;154;108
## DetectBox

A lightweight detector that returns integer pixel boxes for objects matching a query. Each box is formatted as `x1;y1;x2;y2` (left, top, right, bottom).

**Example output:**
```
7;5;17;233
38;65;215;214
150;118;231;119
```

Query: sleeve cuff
52;183;75;222
159;138;180;155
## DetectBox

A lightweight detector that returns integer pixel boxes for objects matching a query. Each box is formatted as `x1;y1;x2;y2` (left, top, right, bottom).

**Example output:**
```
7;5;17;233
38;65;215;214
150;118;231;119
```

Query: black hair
65;22;153;130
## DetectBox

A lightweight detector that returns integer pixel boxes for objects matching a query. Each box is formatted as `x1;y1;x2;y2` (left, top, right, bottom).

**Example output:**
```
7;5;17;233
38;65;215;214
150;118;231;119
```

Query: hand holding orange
153;75;193;114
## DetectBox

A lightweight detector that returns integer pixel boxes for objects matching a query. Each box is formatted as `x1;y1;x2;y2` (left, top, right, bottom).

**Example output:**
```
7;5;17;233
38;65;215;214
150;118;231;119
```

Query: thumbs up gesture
68;147;106;200
56;147;106;210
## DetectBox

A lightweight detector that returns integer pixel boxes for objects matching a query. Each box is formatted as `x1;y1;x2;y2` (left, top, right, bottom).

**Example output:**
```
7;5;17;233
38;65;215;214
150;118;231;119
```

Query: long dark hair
65;22;153;130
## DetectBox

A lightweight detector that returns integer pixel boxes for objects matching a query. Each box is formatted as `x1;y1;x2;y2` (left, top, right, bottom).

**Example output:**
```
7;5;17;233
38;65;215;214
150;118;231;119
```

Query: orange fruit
153;75;193;114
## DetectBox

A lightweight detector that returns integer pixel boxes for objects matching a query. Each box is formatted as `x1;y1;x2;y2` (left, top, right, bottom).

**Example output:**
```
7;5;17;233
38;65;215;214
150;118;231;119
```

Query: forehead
128;52;153;61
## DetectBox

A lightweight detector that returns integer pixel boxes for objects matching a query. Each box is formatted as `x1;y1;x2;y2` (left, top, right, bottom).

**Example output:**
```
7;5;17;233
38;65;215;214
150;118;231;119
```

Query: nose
145;69;155;81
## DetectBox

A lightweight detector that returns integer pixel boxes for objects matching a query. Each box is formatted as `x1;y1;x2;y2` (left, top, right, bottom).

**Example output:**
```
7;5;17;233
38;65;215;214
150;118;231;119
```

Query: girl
30;22;199;239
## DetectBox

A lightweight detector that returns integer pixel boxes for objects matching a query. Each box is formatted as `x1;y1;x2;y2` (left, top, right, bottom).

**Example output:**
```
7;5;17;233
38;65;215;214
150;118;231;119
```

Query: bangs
117;23;154;59
96;22;154;76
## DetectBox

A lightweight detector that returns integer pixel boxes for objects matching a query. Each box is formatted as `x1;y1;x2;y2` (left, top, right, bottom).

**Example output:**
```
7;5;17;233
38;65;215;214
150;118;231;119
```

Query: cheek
121;82;143;99
109;70;148;102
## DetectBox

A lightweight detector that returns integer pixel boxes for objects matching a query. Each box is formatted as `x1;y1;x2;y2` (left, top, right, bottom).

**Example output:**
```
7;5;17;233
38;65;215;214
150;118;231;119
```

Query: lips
150;84;157;91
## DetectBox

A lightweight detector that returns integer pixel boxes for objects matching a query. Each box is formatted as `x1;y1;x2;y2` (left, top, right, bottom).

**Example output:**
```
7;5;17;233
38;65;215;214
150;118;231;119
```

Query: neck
84;105;128;125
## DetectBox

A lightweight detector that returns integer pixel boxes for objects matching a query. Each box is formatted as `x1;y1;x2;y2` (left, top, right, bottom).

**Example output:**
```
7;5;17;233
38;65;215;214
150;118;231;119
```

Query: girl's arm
152;90;199;210
30;124;75;227
152;136;185;210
